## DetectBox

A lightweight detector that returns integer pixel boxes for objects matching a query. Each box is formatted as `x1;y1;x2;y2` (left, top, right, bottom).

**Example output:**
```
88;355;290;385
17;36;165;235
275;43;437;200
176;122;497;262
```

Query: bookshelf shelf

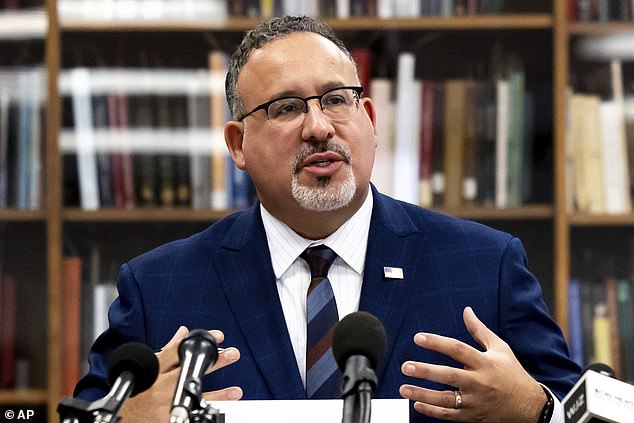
0;210;47;221
568;21;634;35
62;208;233;222
59;14;553;33
0;389;48;405
568;213;634;226
435;204;554;220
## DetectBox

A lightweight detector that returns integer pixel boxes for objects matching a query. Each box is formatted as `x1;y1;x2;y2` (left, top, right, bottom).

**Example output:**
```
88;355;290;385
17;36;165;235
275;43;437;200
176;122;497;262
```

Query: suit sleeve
74;262;148;401
498;237;581;399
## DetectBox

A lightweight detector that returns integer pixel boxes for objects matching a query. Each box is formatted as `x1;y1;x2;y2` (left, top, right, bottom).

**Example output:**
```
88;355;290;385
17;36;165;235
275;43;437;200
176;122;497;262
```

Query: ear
361;97;378;148
224;120;247;170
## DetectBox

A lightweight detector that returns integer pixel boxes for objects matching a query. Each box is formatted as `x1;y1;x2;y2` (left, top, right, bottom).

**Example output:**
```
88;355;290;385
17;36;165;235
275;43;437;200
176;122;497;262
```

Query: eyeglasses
237;86;363;128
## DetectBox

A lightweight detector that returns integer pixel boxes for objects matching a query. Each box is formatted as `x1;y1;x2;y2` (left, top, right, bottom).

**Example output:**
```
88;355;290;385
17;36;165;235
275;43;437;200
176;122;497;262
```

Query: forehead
237;32;357;99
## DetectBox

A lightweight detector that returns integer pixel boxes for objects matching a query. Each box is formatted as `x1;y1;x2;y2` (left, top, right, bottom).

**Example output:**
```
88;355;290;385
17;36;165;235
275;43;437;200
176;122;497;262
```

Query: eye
269;99;304;119
323;94;347;107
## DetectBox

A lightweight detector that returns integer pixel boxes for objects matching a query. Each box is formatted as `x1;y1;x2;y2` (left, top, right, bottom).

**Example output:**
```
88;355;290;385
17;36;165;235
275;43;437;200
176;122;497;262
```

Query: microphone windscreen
107;342;159;396
583;362;616;378
332;311;387;371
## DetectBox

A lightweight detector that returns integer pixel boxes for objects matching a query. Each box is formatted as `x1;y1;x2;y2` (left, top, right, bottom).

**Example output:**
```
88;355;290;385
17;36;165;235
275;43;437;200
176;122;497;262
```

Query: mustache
292;142;352;174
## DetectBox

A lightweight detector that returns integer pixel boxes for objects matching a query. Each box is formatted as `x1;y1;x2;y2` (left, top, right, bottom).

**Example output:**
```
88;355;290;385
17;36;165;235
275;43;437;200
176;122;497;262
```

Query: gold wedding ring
454;390;463;409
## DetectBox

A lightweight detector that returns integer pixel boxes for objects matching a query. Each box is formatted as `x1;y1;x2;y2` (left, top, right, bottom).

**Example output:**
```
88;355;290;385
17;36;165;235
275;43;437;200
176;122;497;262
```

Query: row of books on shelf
0;67;45;211
61;254;119;395
56;0;513;22
568;276;634;384
60;45;537;211
569;0;634;22
0;273;31;390
565;61;634;215
60;52;256;210
372;51;535;209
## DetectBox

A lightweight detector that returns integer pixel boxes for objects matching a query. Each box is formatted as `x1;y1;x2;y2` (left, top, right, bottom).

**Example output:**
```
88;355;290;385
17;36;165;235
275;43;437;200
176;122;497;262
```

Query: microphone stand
340;356;378;423
57;371;135;423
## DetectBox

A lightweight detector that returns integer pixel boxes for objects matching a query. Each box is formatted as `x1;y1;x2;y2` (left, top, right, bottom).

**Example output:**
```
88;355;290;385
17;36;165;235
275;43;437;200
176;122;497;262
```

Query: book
209;51;229;210
443;79;470;209
617;279;634;383
62;256;82;396
495;77;509;208
369;78;395;197
568;278;585;367
70;67;100;210
0;274;16;388
0;89;9;208
599;100;631;214
592;302;612;366
506;63;525;208
604;277;622;378
393;52;420;205
419;80;435;208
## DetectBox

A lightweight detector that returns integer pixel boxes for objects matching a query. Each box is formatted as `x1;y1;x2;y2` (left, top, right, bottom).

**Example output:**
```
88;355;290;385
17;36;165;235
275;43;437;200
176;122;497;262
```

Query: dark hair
225;16;356;119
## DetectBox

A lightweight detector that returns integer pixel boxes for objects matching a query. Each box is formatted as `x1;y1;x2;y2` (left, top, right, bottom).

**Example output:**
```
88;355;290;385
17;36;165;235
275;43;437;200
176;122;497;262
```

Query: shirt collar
261;188;373;279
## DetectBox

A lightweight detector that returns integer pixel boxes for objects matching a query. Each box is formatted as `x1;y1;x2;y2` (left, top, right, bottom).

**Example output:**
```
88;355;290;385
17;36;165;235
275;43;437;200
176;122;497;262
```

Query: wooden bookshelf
1;0;633;419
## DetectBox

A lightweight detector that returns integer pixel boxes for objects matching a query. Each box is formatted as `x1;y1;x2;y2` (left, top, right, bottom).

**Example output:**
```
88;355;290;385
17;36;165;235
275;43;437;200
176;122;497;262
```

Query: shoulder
126;206;258;269
373;191;514;249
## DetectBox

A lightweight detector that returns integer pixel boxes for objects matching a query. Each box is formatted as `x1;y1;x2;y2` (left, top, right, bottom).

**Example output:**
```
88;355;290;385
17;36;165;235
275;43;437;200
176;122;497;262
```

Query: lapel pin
383;267;404;279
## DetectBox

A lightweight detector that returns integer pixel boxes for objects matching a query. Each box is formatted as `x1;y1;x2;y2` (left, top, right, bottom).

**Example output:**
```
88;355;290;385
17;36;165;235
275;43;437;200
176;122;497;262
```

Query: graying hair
225;16;356;120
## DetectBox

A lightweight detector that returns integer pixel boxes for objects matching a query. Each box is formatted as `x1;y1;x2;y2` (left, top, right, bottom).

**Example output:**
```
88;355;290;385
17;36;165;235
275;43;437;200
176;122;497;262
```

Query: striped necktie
301;245;342;399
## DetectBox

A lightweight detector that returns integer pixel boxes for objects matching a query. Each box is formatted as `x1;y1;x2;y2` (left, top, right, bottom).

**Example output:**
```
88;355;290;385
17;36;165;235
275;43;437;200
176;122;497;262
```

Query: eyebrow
265;82;349;102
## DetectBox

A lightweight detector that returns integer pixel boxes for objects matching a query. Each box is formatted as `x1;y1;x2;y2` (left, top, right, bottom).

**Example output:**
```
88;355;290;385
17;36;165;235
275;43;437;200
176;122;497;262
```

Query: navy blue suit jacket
75;188;580;422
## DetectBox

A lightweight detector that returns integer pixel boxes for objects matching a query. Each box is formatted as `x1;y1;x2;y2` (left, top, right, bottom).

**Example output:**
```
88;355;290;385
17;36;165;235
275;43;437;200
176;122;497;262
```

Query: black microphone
170;329;219;423
333;311;387;423
562;362;634;423
58;342;159;423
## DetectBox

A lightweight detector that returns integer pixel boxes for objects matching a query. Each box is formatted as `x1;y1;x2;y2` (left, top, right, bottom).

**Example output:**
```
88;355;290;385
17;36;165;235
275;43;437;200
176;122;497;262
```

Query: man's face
225;32;378;215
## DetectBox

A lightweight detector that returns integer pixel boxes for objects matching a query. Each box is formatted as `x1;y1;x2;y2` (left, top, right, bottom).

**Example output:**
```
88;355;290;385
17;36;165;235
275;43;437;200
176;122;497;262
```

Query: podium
209;399;409;422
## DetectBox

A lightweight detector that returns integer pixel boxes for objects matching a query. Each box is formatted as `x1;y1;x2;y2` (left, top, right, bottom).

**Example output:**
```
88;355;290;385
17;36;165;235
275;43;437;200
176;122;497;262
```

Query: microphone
58;342;159;423
170;329;219;423
562;362;634;423
332;311;387;423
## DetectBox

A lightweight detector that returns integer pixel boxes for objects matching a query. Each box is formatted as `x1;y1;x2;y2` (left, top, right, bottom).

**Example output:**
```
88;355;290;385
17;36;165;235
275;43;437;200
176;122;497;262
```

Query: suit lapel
213;206;306;399
359;189;428;384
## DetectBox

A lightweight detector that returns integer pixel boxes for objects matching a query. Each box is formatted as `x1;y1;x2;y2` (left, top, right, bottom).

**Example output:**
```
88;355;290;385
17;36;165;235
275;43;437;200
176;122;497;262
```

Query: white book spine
393;53;420;205
599;101;632;214
495;78;509;208
70;68;100;210
336;0;350;18
370;78;395;197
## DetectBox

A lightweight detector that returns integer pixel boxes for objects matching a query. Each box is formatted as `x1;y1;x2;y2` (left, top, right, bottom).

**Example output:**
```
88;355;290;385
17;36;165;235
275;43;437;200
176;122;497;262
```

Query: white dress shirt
260;189;373;387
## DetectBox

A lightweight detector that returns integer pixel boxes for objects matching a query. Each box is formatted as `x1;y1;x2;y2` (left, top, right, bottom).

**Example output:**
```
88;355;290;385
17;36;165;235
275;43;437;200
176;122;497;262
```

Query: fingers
401;359;467;390
205;347;241;375
411;331;482;371
400;385;465;422
156;326;190;372
156;327;228;374
202;386;243;402
462;306;500;351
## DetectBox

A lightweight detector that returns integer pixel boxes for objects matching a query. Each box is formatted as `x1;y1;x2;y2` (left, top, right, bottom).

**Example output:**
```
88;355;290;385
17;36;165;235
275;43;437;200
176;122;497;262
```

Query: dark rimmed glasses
237;86;363;129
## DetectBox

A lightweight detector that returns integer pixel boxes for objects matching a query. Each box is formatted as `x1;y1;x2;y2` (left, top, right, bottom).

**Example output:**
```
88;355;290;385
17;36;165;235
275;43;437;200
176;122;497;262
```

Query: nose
300;100;335;142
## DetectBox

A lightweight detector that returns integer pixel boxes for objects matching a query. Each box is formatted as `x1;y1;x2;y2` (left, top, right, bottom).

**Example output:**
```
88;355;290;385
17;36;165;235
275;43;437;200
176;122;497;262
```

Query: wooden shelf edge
62;208;235;222
568;212;634;226
0;210;47;221
0;389;48;405
430;204;553;220
60;14;553;32
568;21;634;35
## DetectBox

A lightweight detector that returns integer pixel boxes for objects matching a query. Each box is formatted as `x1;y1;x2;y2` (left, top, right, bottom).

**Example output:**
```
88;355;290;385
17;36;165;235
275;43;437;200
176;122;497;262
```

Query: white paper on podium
211;399;409;422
